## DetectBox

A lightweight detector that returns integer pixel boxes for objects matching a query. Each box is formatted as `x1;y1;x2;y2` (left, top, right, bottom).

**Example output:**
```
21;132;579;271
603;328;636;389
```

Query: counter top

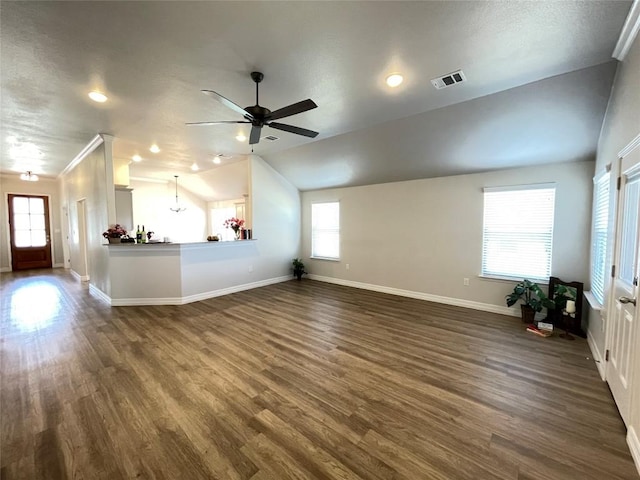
106;239;257;247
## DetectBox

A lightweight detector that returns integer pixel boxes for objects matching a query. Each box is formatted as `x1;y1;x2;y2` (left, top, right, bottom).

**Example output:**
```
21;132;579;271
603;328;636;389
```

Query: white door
607;146;640;426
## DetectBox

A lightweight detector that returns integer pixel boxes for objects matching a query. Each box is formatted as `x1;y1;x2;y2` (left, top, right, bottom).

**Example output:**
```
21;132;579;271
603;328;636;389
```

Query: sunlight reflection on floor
10;281;62;332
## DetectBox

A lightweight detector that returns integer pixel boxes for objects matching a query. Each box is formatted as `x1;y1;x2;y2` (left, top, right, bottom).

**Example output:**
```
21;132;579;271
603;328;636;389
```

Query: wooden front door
8;194;52;270
607;146;640;426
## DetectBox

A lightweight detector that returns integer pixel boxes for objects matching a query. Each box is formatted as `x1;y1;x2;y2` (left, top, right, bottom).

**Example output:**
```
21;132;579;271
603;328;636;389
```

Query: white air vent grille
263;135;279;141
431;70;466;90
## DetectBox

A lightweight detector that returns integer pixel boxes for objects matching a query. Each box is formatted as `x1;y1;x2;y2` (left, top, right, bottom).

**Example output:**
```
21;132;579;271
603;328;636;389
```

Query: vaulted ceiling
0;1;632;192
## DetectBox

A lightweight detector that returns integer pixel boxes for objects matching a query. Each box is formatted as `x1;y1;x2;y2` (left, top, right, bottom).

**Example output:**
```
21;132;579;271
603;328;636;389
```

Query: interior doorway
606;143;640;426
8;194;53;270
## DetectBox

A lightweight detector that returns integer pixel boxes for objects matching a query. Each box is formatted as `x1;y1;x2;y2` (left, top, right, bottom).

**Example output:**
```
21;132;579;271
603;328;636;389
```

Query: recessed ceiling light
132;154;142;162
235;134;247;142
191;163;199;171
88;91;108;103
149;144;160;153
213;156;221;164
386;73;404;88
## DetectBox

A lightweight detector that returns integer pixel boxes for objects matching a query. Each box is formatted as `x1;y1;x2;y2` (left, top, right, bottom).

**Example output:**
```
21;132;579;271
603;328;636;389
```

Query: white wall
250;155;301;280
589;34;640;353
60;141;112;295
301;161;593;310
0;175;65;271
130;179;208;243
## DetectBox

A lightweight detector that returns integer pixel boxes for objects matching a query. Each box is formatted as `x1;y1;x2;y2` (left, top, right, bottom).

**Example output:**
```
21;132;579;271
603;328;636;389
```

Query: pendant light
169;175;186;213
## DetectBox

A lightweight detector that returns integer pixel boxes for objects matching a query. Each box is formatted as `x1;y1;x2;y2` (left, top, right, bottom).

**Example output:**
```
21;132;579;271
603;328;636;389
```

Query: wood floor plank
1;269;638;479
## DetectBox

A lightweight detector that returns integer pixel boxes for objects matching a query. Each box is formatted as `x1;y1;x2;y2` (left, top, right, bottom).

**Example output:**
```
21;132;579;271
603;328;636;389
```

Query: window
591;172;610;304
11;196;47;247
482;184;556;281
311;202;340;259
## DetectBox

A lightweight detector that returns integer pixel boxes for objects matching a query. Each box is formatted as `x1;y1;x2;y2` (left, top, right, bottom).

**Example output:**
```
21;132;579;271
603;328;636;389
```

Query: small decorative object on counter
147;231;154;241
141;225;147;243
103;224;127;244
136;225;142;243
207;235;220;241
224;217;245;240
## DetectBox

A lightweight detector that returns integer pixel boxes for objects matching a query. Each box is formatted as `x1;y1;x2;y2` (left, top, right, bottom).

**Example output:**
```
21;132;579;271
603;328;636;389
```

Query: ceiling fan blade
266;99;317;121
249;125;262;145
201;90;253;119
185;120;251;126
268;122;319;138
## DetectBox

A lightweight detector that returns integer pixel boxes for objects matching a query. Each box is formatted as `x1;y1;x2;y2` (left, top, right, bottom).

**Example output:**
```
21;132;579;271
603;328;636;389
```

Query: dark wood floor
1;269;638;480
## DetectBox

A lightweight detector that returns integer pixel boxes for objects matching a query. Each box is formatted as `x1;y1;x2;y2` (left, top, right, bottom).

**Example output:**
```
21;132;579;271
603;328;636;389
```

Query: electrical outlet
463;278;470;286
346;263;350;270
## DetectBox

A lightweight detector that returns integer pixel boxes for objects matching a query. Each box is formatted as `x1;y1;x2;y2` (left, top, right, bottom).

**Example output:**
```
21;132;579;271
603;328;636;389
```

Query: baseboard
628;427;640;476
587;328;606;380
0;267;11;273
89;284;111;305
110;275;291;306
70;270;89;282
307;274;519;317
53;263;64;268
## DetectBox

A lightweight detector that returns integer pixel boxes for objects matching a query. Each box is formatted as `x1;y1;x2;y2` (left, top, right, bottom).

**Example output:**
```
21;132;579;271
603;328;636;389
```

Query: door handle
619;296;637;306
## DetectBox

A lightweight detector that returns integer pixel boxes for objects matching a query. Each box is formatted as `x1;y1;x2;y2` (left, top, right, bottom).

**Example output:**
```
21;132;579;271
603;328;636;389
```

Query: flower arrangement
102;224;127;239
224;217;245;234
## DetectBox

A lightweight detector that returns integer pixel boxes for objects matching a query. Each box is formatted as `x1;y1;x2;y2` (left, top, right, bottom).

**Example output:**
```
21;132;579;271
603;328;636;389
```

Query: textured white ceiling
0;1;632;189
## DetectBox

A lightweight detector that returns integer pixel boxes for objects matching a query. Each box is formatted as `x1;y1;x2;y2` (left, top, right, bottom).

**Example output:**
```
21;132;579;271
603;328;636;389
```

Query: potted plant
103;224;127;244
292;258;306;280
505;279;554;323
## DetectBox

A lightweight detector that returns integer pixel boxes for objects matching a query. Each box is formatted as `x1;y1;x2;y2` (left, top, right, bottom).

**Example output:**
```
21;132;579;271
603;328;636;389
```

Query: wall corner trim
59;134;104;178
306;274;519;317
627;427;640;476
89;284;111;305
613;0;640;61
587;328;606;380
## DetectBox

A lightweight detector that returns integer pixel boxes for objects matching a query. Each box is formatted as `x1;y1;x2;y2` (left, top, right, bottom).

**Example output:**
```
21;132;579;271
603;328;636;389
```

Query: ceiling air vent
431;70;466;90
263;135;279;141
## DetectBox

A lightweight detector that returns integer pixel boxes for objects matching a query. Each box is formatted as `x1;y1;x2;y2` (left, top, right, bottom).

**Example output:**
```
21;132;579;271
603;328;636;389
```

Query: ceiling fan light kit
187;71;319;145
20;171;39;182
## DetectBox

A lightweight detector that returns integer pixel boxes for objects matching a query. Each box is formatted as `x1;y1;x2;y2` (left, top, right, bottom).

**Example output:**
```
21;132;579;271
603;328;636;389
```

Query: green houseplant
292;258;306;280
506;279;554;323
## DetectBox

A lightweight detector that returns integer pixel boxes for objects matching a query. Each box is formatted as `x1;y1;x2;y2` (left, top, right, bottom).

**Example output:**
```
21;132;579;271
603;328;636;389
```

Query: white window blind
591;172;610;304
482;184;556;280
311;202;340;259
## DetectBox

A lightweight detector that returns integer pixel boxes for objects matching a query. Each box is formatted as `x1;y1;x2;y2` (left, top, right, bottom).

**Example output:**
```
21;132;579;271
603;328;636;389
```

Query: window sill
478;274;549;285
584;291;604;311
310;256;340;262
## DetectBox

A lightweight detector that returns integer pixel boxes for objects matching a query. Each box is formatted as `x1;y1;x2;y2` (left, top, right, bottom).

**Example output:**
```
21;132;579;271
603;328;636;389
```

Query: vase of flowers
224;217;245;240
103;224;127;244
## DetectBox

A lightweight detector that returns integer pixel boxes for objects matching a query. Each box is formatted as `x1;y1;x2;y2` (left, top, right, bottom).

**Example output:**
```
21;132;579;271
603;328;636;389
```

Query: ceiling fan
187;71;319;145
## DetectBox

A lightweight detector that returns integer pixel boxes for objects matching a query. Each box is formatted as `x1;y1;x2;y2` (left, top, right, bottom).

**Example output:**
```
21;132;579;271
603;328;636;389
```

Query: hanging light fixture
169;175;186;213
20;171;39;182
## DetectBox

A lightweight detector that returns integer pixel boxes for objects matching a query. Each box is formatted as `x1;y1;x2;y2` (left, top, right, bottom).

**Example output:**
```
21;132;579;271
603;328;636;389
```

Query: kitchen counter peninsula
105;240;272;306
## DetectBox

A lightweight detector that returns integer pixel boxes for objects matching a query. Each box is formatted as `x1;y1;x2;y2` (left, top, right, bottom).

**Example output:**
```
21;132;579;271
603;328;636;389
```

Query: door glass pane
14;230;31;247
14;214;31;230
620;176;640;284
31;214;45;230
29;197;44;214
12;197;29;214
31;231;46;247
